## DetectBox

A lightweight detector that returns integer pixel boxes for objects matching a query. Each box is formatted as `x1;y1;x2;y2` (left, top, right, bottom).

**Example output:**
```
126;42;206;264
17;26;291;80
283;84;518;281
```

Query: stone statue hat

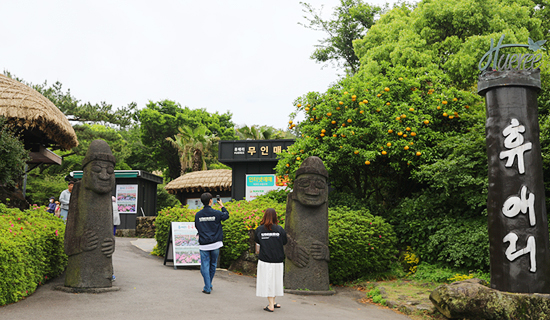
295;156;328;178
82;140;116;169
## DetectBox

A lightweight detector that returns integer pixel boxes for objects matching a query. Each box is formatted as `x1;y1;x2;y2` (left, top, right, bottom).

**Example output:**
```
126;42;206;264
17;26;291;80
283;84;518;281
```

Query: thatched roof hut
165;169;232;194
165;169;232;207
0;74;78;150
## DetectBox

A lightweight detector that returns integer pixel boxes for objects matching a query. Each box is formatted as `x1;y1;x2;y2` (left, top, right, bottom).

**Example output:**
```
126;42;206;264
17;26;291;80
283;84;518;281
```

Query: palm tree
235;125;295;140
166;125;219;175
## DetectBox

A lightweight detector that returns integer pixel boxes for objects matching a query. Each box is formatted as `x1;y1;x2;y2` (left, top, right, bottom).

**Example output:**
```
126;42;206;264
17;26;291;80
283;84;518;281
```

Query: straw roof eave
165;169;232;193
0;74;78;150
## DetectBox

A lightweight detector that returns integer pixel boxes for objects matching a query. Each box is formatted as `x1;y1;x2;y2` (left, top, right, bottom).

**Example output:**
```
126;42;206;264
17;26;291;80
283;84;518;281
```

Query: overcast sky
1;0;394;130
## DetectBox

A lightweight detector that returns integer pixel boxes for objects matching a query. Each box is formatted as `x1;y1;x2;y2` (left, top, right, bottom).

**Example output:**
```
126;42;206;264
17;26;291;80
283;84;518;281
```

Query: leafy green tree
0;117;29;187
277;0;548;270
300;0;380;74
139;100;237;180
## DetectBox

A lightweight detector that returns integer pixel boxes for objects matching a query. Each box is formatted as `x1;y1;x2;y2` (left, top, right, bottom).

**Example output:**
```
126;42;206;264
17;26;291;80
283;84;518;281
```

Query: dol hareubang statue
284;156;331;293
64;140;116;289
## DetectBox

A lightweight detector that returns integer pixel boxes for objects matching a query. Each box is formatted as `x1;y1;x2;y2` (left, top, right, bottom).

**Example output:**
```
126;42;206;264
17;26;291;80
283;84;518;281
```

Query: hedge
0;203;67;306
152;199;398;284
151;198;286;268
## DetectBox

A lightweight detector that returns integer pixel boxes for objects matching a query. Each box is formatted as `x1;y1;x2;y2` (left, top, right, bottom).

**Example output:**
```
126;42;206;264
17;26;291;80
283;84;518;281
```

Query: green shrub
156;183;181;210
410;262;490;285
389;193;490;271
255;188;291;204
328;206;398;284
0;203;67;306
151;198;285;268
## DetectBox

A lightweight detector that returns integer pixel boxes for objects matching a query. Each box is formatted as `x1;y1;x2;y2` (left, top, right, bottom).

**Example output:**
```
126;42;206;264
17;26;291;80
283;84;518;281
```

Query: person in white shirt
58;181;74;222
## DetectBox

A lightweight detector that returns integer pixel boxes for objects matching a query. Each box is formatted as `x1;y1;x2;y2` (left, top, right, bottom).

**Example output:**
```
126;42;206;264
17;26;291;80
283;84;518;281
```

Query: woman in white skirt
254;208;287;312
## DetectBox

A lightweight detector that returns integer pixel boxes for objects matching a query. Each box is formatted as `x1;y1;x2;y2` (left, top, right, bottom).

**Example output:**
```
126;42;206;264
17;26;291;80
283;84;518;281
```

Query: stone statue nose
99;170;110;180
305;186;320;195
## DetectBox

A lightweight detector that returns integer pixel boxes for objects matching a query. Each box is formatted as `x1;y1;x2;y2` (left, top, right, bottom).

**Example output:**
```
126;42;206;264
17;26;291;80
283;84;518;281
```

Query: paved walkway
0;237;411;320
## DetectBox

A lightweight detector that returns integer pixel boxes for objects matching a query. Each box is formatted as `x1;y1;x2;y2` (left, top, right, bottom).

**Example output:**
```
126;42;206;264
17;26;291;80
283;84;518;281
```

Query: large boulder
430;278;550;319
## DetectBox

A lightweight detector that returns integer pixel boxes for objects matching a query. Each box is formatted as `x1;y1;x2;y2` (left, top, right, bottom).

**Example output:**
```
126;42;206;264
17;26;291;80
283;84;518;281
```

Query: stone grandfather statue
284;156;331;292
64;140;116;289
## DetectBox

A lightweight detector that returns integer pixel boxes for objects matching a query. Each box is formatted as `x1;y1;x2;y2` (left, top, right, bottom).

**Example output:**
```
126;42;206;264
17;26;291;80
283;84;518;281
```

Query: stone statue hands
82;230;99;251
101;237;115;258
310;240;330;261
286;235;309;268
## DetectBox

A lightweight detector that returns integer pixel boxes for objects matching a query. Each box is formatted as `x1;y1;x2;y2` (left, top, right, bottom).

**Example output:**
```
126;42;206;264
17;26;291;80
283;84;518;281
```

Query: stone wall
136;217;156;238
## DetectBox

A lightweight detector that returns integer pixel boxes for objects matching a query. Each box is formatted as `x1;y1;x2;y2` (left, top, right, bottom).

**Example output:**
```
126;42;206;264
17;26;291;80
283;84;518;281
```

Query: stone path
0;237;412;320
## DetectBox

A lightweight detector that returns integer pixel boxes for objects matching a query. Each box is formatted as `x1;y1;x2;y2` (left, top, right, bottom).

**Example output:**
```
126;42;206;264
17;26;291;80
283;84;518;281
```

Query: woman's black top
254;224;288;263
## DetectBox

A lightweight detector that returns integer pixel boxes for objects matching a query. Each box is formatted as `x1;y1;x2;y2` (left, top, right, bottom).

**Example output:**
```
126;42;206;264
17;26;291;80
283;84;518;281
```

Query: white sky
1;0;394;130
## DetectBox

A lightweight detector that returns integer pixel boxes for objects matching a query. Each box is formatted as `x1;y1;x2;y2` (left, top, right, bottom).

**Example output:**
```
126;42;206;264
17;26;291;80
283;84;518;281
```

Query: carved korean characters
284;156;331;292
64;140;116;288
479;70;550;293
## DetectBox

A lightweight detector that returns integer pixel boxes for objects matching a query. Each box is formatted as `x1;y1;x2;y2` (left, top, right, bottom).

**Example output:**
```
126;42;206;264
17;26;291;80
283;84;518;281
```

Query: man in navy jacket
194;192;229;294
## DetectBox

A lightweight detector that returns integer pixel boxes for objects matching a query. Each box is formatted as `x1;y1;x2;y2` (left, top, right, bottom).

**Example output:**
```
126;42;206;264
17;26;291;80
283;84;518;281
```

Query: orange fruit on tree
454;112;458;116
333;134;337;137
406;127;411;131
403;134;407;138
331;120;336;124
339;146;343;148
341;134;346;137
336;107;341;110
313;107;316;110
437;106;441;110
398;131;403;136
396;117;401;121
286;163;290;167
365;160;371;165
296;157;301;160
404;146;409;150
409;141;414;145
289;120;293;124
384;87;390;92
327;112;332;116
449;115;454;119
344;91;348;95
386;142;392;147
354;150;359;154
342;123;346;127
352;95;357;99
388;129;393;133
453;98;457;101
305;107;310;111
398;77;403;81
382;150;387;155
297;104;301;107
347;119;352;123
409;108;414;112
416;152;421;156
465;105;470;109
363;100;368;104
310;118;315;121
377;94;382;97
376;108;381;112
411;132;416;136
442;112;448;117
442;100;448;105
386;102;391;105
339;101;344;105
320;133;325;137
360;110;364;114
424;120;430;124
401;114;406;118
321;129;326;133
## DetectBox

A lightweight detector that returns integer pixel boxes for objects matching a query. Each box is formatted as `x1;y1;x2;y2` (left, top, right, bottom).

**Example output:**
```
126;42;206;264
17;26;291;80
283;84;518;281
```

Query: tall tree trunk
192;149;202;171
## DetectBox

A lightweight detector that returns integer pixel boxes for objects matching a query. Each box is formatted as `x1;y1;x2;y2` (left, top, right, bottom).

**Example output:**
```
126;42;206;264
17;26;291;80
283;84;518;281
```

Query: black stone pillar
479;70;550;293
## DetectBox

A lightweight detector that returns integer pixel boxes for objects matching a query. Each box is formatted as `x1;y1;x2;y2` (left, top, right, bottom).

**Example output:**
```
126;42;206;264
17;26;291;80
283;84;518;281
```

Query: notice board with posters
170;222;200;266
116;184;138;214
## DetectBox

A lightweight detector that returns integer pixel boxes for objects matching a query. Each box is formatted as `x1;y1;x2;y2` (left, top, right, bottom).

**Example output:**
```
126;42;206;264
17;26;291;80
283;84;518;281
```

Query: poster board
116;184;138;214
171;222;200;266
245;174;288;201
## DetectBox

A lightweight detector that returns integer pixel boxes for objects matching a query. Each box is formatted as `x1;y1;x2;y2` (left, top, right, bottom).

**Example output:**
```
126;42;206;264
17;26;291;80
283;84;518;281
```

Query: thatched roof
0;74;78;150
165;169;232;194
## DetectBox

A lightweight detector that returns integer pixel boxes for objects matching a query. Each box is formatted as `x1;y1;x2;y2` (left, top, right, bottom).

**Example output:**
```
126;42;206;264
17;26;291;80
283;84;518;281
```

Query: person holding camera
254;208;287;312
194;193;229;294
